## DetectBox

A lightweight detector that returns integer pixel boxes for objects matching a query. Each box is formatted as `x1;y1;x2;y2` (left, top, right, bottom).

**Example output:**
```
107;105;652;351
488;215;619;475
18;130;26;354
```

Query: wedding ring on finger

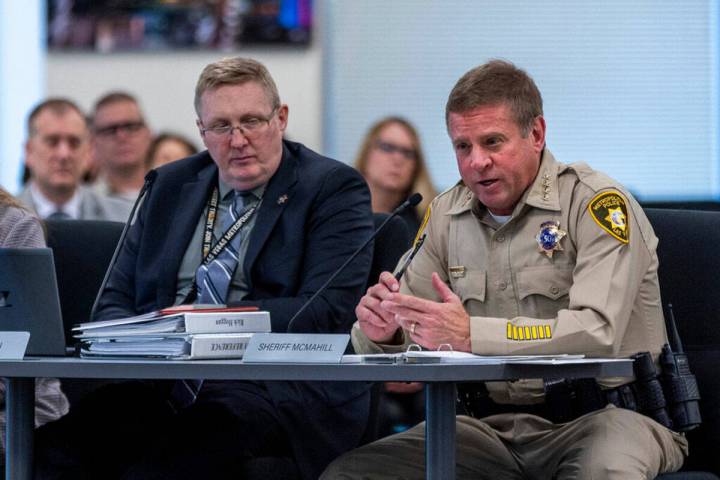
410;322;417;335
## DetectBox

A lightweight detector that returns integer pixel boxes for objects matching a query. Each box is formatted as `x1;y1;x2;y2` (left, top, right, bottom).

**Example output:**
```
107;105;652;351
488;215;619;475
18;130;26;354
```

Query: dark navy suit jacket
96;140;374;478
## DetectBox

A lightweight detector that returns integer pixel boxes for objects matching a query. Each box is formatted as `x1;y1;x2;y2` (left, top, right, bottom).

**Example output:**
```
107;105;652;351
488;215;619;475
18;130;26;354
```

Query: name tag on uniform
0;331;30;359
449;266;466;278
243;333;349;363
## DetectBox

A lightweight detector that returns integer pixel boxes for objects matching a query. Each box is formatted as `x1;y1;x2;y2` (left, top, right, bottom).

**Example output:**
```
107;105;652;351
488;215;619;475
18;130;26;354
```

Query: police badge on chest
536;221;567;259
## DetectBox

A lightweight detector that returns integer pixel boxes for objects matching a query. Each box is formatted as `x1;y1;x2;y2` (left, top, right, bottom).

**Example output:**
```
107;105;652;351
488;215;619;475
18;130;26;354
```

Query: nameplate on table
0;331;30;359
243;333;349;363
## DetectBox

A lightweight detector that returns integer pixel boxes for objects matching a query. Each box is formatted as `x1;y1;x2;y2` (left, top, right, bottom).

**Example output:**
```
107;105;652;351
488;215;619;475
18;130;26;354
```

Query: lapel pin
277;194;288;205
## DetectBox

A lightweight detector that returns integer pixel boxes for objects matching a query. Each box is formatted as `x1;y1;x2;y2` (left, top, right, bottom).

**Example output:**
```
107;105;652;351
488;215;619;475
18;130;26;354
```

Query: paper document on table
510;357;630;365
402;350;489;363
341;351;587;364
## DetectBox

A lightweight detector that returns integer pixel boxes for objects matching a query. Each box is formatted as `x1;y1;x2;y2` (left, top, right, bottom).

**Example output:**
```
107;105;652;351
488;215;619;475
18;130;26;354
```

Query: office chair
45;219;124;341
645;208;720;479
45;219;125;404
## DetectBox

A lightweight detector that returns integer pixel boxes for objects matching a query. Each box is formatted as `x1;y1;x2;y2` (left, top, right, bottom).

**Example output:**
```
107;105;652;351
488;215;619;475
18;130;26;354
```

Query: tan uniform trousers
322;406;687;480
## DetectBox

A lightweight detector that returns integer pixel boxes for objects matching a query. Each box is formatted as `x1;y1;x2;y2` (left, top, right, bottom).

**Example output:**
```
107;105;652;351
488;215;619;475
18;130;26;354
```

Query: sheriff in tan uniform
322;60;687;480
353;149;668;404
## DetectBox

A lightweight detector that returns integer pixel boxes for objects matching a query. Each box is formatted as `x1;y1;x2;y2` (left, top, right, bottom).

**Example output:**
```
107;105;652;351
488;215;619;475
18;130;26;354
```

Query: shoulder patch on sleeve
413;204;431;246
587;190;629;243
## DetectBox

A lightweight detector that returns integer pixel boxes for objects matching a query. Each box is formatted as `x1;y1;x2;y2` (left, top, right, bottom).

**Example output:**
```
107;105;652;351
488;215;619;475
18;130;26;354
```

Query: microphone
287;193;422;330
89;170;158;321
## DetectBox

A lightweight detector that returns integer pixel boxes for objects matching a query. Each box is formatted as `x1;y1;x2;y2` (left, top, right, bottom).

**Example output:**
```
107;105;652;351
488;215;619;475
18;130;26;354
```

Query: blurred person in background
90;91;152;203
145;132;198;170
0;187;70;468
354;116;439;436
18;98;131;222
354;116;437;234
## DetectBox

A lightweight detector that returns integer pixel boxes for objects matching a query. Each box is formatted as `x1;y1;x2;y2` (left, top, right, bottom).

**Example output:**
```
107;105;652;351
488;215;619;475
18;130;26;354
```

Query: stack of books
74;305;271;359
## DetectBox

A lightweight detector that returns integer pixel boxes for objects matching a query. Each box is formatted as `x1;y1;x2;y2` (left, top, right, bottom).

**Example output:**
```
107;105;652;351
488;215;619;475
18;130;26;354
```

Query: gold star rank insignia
588;190;629;243
535;221;566;258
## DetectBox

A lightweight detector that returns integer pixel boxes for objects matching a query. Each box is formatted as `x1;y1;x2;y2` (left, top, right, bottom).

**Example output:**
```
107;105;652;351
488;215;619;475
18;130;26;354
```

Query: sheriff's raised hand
356;271;403;343
381;272;471;351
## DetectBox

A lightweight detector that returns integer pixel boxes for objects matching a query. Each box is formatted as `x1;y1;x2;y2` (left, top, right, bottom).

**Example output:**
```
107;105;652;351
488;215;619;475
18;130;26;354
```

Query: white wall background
47;47;323;154
323;0;720;201
0;0;45;194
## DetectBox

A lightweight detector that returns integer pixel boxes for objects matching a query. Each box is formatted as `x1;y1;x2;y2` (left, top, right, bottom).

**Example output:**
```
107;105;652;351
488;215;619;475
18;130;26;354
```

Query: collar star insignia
535;221;567;258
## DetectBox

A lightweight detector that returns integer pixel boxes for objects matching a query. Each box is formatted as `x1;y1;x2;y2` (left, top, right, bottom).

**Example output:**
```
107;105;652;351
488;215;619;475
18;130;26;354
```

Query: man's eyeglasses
200;108;277;141
94;121;146;137
374;140;417;161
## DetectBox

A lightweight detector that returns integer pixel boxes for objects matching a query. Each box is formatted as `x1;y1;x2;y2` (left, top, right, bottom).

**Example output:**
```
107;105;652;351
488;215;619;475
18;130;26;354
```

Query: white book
74;310;271;338
79;333;254;359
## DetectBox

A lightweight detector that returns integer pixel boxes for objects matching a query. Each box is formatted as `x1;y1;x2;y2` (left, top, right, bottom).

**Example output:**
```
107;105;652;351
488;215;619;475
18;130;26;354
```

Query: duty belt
459;350;701;432
457;378;643;425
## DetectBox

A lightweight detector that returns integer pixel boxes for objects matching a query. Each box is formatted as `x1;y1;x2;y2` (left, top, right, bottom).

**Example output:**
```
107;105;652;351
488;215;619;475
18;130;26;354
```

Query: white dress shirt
29;183;82;219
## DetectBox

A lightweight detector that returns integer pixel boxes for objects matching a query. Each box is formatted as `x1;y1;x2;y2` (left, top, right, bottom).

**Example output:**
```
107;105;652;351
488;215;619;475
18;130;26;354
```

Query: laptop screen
0;248;67;356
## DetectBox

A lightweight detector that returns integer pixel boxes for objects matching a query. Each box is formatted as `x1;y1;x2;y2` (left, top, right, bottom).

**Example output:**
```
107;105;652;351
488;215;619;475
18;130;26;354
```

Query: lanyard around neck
201;187;259;265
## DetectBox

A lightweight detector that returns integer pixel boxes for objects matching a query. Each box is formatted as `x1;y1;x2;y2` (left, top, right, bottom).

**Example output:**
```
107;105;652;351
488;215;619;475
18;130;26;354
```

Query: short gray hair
27;98;86;137
446;59;543;136
194;57;280;117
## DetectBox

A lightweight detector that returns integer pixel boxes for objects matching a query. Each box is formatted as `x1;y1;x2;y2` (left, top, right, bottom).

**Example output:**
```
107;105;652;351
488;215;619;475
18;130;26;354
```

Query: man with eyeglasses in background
89;91;153;203
34;57;374;480
18;98;132;222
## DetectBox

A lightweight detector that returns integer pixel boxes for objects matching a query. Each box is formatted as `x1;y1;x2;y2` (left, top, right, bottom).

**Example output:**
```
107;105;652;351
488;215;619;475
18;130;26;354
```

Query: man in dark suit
34;57;374;480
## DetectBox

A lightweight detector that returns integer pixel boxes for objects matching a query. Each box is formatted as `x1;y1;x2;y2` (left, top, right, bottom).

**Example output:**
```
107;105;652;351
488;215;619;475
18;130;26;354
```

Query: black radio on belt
660;304;702;432
631;351;672;429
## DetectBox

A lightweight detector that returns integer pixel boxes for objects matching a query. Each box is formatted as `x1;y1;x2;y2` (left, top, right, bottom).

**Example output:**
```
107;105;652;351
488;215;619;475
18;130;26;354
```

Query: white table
0;357;633;480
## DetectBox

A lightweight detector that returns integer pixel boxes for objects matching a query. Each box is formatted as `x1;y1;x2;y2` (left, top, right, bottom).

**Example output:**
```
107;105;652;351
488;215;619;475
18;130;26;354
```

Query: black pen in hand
394;233;427;281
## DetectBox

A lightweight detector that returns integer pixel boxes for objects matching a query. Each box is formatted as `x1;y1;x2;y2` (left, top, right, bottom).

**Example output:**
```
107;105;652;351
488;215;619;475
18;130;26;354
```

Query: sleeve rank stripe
506;323;553;341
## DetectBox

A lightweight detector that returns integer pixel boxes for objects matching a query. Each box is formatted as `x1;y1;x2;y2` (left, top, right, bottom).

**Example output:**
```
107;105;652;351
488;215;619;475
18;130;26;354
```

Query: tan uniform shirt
353;149;668;404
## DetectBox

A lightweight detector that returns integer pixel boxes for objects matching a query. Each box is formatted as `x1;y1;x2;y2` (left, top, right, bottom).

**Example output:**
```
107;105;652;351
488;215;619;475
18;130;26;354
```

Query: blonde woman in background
0;187;69;466
354;116;437;234
354;117;437;436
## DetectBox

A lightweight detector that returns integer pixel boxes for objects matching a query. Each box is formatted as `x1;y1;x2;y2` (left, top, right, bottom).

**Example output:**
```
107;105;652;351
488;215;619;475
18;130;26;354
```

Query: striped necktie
195;191;257;304
169;191;257;412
